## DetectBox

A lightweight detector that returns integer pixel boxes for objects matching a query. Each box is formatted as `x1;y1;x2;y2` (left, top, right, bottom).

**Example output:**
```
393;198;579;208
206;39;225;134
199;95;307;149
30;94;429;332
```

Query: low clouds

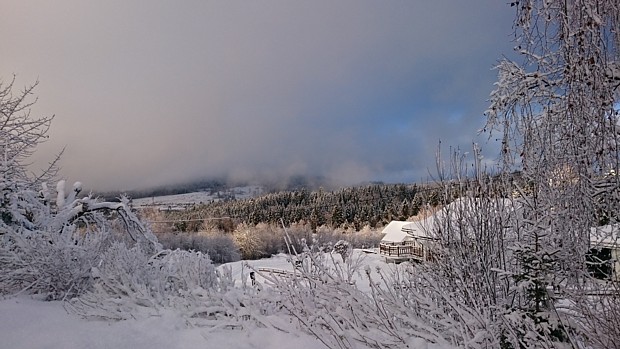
3;1;515;191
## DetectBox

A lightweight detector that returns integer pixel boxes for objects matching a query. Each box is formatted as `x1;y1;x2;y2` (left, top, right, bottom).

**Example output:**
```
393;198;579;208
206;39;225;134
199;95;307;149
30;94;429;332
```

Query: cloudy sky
3;1;516;191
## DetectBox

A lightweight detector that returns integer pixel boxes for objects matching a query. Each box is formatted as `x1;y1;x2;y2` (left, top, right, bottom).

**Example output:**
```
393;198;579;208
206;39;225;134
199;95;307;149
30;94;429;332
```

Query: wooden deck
379;241;426;262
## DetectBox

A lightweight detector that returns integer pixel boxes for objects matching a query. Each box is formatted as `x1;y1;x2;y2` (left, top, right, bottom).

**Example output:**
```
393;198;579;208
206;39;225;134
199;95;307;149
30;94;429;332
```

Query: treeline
99;178;230;202
159;183;450;232
100;175;334;202
155;222;381;264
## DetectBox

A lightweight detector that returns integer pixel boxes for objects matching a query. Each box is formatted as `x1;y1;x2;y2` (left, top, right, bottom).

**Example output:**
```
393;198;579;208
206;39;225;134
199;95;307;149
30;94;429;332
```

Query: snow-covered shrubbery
0;79;242;325
261;194;510;349
0;79;139;300
66;243;237;321
0;79;299;336
0;174;161;301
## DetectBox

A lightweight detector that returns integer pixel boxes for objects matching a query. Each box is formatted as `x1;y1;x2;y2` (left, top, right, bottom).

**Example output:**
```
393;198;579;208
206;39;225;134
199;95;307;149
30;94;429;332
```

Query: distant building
379;220;435;263
379;197;518;263
589;224;620;281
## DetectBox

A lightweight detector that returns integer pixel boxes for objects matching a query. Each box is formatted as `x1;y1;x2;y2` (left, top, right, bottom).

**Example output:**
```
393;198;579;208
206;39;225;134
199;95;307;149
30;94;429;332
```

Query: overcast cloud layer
3;1;515;191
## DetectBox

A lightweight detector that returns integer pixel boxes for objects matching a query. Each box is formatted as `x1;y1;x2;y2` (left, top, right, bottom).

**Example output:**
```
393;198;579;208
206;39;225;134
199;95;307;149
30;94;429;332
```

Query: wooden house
379;220;434;263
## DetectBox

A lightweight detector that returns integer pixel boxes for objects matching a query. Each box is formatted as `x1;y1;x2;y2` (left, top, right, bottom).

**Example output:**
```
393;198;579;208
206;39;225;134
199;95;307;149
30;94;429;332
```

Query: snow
0;250;424;349
131;186;264;209
380;220;414;243
380;199;490;245
56;179;66;208
220;250;393;293
590;224;620;248
0;296;318;349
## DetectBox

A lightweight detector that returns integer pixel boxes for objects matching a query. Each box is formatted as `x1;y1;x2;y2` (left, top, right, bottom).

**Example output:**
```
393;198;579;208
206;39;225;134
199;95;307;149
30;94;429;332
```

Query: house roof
401;221;431;239
381;221;414;243
380;220;434;243
382;197;521;244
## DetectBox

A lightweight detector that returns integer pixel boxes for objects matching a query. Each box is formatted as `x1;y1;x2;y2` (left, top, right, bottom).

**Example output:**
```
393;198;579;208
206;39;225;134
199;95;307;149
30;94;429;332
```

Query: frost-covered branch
483;1;620;347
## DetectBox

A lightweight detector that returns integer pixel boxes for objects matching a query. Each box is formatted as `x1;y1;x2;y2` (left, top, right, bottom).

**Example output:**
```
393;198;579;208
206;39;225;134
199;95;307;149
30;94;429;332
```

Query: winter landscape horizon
3;1;620;349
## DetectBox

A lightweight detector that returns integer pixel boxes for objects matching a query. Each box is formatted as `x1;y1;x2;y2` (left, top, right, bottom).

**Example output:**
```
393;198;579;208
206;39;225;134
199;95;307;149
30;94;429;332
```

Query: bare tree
302;1;620;347
0;77;57;184
0;79;160;299
485;1;620;347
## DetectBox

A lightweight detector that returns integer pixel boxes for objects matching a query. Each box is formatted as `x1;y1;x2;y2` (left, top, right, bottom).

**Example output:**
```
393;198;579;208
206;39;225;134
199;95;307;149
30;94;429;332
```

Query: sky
2;1;516;192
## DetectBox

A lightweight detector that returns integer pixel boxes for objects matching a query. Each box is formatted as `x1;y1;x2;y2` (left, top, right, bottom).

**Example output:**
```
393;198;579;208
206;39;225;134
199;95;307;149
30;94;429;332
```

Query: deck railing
379;241;424;259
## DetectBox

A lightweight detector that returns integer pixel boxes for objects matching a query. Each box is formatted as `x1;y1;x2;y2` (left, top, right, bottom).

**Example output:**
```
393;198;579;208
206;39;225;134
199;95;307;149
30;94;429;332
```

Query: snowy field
221;249;391;294
0;250;431;349
131;185;263;209
0;296;321;349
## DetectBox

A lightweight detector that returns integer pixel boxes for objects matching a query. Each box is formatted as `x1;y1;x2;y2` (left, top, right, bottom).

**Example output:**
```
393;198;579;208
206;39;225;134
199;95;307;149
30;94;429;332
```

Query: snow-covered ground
221;249;391;293
131;185;264;209
0;250;407;349
0;296;320;349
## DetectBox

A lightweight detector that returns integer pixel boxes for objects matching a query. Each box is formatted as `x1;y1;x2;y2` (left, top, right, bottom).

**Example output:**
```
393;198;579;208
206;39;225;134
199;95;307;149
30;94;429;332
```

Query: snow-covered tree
271;2;620;347
0;79;155;300
0;78;55;232
0;79;247;328
484;1;620;347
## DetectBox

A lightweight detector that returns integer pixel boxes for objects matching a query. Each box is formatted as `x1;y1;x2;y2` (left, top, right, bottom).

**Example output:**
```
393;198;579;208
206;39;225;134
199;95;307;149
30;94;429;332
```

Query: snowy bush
0;182;161;300
0;222;108;300
0;78;284;334
257;238;440;349
333;240;351;262
0;79;158;300
66;243;234;320
267;146;580;349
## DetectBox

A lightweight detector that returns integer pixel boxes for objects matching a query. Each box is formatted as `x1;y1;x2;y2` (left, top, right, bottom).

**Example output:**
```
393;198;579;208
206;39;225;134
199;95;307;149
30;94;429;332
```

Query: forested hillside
155;183;449;232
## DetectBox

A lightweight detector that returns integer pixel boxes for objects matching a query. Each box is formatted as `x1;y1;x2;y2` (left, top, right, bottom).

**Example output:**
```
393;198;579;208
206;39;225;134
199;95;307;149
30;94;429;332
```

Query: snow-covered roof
401;221;431;239
380;220;433;243
385;197;522;243
380;221;414;243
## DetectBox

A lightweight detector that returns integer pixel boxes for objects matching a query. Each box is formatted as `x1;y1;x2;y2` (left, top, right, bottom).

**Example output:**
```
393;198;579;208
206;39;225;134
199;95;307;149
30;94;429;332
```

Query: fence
379;240;425;260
